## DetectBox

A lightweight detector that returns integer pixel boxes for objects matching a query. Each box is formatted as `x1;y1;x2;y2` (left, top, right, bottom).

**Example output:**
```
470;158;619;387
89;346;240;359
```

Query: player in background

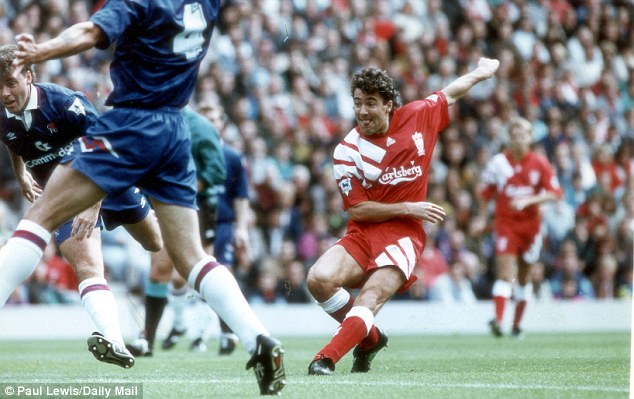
0;44;163;368
479;117;563;338
306;58;500;375
161;102;252;355
130;102;252;356
127;105;227;356
7;1;285;395
200;102;251;354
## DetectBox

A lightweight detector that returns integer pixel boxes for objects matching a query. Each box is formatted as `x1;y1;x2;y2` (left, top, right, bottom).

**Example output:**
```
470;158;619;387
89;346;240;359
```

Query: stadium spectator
550;240;596;300
427;260;477;304
27;242;78;304
479;117;563;338
529;261;554;301
306;58;500;376
541;199;576;265
591;253;618;299
616;266;632;299
0;198;17;246
1;0;632;318
280;258;312;304
248;256;286;305
417;229;450;297
6;1;285;395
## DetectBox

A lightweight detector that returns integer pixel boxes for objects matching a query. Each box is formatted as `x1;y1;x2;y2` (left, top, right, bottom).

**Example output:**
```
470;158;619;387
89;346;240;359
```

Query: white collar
5;84;38;119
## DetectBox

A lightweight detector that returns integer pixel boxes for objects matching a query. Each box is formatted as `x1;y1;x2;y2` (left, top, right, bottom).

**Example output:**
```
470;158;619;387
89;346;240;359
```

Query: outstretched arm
13;22;104;74
441;57;500;106
348;200;446;224
510;191;561;211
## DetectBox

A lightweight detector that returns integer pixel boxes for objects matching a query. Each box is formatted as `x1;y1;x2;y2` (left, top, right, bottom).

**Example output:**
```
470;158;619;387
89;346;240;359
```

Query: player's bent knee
140;236;163;253
306;268;324;295
306;267;337;297
149;265;172;282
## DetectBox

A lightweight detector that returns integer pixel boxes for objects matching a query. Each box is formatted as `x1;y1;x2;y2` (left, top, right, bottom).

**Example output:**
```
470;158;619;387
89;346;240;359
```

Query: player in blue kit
199;102;252;354
161;102;251;355
0;44;164;369
7;0;285;395
127;105;227;357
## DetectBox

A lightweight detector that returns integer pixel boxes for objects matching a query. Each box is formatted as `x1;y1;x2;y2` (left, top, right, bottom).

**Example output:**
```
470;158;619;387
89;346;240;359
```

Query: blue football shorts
100;186;151;231
53;185;150;245
69;107;197;209
54;216;103;246
213;221;234;267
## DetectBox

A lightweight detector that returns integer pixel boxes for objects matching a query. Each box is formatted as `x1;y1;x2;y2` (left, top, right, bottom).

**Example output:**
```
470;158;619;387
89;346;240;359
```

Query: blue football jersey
217;145;249;224
0;83;98;184
90;0;220;108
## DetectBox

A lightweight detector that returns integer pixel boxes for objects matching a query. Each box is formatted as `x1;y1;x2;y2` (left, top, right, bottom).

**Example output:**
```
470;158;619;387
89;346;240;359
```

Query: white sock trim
319;288;350;314
16;220;52;243
492;280;513;298
187;256;217;289
345;306;374;335
78;277;108;293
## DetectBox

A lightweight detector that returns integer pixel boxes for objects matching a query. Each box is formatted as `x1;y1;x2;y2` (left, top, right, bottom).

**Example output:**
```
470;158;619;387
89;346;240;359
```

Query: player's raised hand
477;57;500;79
12;33;37;77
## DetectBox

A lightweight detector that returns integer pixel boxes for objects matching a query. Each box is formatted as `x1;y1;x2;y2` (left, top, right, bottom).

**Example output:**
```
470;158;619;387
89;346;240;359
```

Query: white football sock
318;288;350;314
0;220;51;305
188;256;267;354
79;277;124;344
492;280;513;298
169;285;189;331
190;299;214;341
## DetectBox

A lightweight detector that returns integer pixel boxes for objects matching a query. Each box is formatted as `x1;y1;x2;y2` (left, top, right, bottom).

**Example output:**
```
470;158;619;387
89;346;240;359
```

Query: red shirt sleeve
337;175;369;211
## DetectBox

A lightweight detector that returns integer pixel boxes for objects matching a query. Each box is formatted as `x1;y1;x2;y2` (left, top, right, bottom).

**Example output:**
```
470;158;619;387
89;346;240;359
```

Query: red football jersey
333;91;449;212
480;150;562;226
332;92;450;286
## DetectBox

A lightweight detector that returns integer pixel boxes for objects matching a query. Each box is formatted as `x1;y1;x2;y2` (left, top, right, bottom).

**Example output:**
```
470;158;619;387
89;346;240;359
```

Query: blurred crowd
1;0;633;306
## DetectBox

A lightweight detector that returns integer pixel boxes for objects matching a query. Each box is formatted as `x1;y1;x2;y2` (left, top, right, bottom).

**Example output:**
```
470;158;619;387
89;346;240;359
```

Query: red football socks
316;316;368;364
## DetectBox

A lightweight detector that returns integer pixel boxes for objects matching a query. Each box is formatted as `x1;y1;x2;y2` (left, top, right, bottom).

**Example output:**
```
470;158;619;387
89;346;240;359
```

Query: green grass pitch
0;332;629;399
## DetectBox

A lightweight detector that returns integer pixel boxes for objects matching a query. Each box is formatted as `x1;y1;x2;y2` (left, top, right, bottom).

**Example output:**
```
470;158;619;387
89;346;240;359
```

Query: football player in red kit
307;57;500;375
480;116;562;338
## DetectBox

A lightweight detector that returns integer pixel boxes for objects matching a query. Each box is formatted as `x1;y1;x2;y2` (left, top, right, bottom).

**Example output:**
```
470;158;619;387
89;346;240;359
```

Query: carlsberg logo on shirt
379;163;422;185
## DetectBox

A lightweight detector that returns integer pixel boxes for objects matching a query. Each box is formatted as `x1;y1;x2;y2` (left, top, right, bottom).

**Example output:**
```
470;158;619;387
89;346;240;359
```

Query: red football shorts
494;218;542;264
337;218;426;294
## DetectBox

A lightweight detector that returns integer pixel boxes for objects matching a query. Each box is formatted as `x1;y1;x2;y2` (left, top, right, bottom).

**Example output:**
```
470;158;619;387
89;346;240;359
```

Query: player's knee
141;235;163;252
306;266;331;296
149;263;172;282
306;267;321;295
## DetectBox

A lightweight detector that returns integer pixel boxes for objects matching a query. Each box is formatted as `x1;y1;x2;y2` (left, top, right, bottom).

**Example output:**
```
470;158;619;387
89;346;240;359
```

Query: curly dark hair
350;66;401;110
0;45;33;81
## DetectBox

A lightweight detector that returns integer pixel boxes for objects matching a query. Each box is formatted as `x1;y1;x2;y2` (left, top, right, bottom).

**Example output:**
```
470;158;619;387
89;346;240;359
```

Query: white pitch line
98;378;627;394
